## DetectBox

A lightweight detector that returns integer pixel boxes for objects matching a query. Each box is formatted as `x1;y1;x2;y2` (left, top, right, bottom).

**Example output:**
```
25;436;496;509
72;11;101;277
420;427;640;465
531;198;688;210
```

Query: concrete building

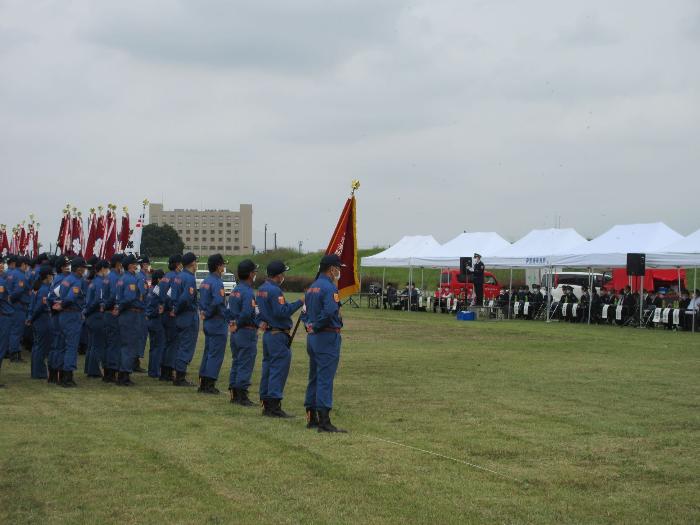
149;203;253;255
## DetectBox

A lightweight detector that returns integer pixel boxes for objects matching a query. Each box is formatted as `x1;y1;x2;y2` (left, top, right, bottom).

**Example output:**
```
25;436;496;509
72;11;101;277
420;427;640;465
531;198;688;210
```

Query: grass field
1;309;698;524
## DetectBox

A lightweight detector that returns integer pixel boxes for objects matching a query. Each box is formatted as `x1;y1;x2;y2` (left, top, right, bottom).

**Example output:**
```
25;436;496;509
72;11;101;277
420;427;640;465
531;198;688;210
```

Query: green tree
141;224;184;258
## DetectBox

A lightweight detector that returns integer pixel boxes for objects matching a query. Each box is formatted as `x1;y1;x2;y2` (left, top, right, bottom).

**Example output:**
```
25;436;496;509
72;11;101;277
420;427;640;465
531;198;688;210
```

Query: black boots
48;368;59;384
230;389;254;406
262;399;294;418
10;352;24;363
102;368;117;383
317;409;347;433
133;358;146;373
159;366;173;382
306;408;319;429
173;370;194;387
228;387;237;403
117;371;135;386
60;370;77;388
198;377;220;395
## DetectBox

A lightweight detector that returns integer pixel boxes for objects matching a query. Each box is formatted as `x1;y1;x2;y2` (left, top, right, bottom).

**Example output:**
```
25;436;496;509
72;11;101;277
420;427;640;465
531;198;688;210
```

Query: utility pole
264;223;268;253
298;240;303;254
274;232;277;251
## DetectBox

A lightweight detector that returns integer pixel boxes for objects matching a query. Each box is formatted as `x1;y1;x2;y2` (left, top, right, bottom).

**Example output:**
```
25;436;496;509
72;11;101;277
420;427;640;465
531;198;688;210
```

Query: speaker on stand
627;253;646;327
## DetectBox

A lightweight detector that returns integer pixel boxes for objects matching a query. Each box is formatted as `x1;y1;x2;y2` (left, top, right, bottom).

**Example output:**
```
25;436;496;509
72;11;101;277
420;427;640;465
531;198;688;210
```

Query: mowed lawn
1;309;699;524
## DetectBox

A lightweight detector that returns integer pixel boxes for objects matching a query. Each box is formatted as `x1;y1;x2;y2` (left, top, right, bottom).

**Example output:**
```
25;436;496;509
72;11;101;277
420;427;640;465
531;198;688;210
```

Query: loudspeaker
460;257;473;276
626;253;646;276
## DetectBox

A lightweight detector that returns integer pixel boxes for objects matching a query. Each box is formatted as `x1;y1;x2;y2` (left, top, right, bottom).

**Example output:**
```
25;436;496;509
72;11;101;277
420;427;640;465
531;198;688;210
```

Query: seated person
681;290;697;330
384;283;398;309
578;285;590;322
620;285;637;325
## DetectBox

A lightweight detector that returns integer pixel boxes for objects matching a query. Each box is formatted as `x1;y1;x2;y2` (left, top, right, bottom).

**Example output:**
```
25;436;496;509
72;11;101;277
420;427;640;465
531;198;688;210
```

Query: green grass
2;310;698;524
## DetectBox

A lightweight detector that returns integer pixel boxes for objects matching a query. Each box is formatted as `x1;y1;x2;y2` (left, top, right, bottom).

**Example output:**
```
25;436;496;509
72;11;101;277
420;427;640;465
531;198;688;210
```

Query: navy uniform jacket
29;283;50;322
172;269;198;314
0;274;15;316
85;276;105;317
59;273;87;311
305;274;342;333
116;271;146;311
7;268;30;308
257;279;302;330
228;281;257;328
47;272;69;311
199;273;226;320
160;270;178;314
145;282;163;318
471;261;485;283
103;270;121;312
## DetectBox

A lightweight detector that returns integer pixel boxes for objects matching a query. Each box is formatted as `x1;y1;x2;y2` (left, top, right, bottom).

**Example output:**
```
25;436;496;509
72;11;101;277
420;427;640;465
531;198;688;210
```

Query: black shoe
317;409;347;433
234;389;255;407
197;376;205;392
204;378;220;395
61;370;77;388
263;399;294;418
261;398;274;416
118;372;135;387
133;358;146;373
228;387;237;404
173;371;194;387
48;368;58;384
159;366;172;382
306;408;319;429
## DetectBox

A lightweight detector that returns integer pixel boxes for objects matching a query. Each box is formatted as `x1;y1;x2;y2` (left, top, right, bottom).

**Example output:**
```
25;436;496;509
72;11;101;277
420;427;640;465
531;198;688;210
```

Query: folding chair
651;307;662;327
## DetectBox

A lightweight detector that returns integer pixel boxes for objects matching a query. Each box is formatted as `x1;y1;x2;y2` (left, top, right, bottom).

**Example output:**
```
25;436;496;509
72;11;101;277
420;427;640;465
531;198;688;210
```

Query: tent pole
421;267;424;291
677;267;681;295
546;266;552;323
408;265;412;312
588;267;593;325
694;268;697;333
639;276;644;328
382;267;386;310
508;268;513;320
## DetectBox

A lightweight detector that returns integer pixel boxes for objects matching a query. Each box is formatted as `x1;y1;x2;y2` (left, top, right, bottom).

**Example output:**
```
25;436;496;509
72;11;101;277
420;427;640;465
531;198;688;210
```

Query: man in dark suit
470;253;485;306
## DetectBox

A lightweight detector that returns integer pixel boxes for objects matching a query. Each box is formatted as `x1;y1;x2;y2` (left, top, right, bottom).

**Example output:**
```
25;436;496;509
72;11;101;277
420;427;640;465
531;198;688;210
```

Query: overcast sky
1;0;699;251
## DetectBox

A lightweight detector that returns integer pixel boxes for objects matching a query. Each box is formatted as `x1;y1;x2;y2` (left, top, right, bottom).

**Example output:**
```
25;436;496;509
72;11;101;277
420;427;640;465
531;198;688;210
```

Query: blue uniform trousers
103;313;121;370
259;331;292;400
9;304;27;354
174;311;199;373
199;318;227;380
229;328;257;390
162;315;177;368
84;313;105;376
58;311;82;372
304;336;317;409
118;311;142;373
138;315;148;359
147;317;165;378
48;314;64;370
308;332;341;410
31;315;51;379
0;314;12;366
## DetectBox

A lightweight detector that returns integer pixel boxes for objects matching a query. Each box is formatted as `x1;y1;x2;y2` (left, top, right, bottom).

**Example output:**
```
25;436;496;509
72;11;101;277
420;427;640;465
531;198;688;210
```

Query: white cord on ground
359;433;524;484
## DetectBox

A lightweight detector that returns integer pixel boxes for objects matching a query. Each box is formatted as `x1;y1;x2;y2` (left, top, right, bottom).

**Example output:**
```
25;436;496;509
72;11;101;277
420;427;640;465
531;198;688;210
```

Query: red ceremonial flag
26;224;35;258
70;214;84;256
119;208;130;252
19;224;27;255
10;227;19;255
60;210;73;255
32;224;39;257
102;207;117;260
325;183;360;299
84;210;97;259
0;226;9;256
94;211;106;259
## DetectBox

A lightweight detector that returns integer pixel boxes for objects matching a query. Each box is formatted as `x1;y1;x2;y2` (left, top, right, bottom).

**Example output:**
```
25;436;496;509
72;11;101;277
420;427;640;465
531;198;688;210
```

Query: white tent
551;222;684;268
360;235;441;268
486;228;588;268
646;229;700;267
411;232;510;267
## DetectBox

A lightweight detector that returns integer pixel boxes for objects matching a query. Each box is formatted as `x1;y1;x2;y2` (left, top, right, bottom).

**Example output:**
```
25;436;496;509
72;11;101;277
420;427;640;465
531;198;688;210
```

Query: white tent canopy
485;228;588;268
551;222;684;268
412;232;511;267
646;228;700;267
360;235;441;267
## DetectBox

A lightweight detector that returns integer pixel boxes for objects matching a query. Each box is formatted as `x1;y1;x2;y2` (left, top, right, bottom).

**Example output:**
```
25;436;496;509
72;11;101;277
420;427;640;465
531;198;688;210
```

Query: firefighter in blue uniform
115;254;145;386
0;258;14;387
133;255;151;372
145;269;165;378
7;255;31;362
102;254;123;383
84;260;109;378
257;260;304;418
46;255;70;383
304;254;347;433
57;257;89;387
27;266;53;379
227;259;259;406
197;253;227;394
171;252;199;387
159;254;182;382
28;254;50;363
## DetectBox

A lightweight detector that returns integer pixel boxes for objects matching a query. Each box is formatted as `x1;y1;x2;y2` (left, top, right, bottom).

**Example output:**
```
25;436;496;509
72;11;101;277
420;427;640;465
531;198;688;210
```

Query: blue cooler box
457;311;476;321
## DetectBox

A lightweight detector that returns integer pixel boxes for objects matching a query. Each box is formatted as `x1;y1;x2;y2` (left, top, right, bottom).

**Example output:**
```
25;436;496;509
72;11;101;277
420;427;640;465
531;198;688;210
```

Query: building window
217;246;224;250
186;237;190;242
235;237;239;242
202;237;207;241
210;229;215;234
235;230;239;234
210;245;216;250
234;246;240;251
219;223;223;227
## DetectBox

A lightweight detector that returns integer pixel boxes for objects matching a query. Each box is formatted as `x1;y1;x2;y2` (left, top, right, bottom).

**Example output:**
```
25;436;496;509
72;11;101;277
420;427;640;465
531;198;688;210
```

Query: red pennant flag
70;213;84;256
0;225;9;256
119;208;130;252
84;210;97;259
94;211;106;259
102;206;117;260
325;187;360;299
18;224;27;255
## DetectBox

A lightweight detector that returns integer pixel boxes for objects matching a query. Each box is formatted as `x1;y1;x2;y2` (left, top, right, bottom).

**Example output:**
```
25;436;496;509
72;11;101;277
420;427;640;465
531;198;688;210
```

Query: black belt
239;324;257;330
266;328;290;335
319;328;341;334
63;307;81;312
147;314;161;320
206;315;225;320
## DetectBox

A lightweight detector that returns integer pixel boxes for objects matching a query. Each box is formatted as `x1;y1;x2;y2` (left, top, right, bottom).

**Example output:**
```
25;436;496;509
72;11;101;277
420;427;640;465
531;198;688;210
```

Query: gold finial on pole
351;179;361;195
142;198;150;207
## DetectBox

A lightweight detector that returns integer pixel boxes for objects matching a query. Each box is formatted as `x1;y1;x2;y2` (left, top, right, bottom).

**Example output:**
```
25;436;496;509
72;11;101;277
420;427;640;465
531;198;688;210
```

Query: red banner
325;195;359;299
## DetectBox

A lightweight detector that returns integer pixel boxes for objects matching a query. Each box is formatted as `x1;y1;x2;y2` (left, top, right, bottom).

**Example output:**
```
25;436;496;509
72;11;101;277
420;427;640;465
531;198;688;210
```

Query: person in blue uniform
27;266;53;379
46;256;70;384
84;260;110;378
159;254;182;382
171;252;199;387
7;255;31;362
57;257;89;387
0;258;15;387
257;260;304;418
102;254;124;383
197;254;228;394
304;254;347;433
133;255;151;373
27;254;50;362
145;269;165;379
115;254;146;386
227;259;259;406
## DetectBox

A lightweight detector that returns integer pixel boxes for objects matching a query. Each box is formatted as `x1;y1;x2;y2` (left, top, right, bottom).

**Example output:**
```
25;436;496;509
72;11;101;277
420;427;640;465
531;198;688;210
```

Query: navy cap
122;254;138;268
152;269;165;281
474;253;482;258
7;255;18;265
71;256;89;269
86;255;100;267
168;254;182;265
55;255;70;270
182;252;197;266
320;254;346;268
237;259;258;275
96;260;110;271
267;260;289;277
38;265;53;280
139;255;150;264
110;253;124;266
